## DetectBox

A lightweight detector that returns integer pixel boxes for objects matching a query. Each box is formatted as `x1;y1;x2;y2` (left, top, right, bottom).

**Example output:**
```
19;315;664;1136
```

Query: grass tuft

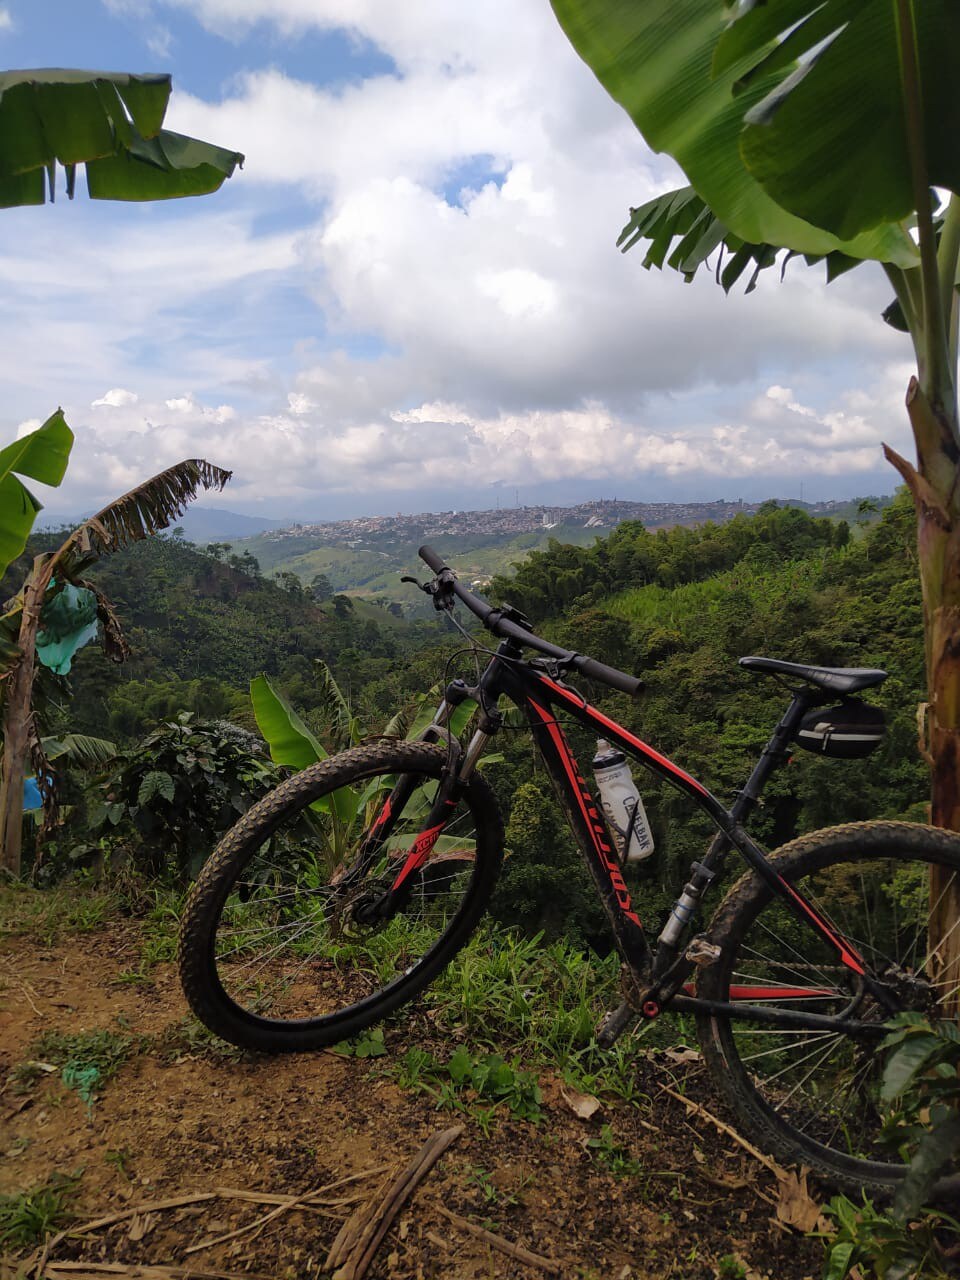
0;1172;81;1247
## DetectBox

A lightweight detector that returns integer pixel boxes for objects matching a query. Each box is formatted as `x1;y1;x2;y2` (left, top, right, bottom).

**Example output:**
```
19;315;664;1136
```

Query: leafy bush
823;1014;960;1279
87;714;279;879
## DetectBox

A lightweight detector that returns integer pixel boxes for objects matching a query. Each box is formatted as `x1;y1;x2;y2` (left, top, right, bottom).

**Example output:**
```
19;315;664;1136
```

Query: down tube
526;697;651;971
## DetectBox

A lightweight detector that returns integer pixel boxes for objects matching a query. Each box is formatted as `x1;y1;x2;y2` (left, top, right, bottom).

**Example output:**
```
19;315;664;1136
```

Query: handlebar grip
418;544;447;573
573;655;645;698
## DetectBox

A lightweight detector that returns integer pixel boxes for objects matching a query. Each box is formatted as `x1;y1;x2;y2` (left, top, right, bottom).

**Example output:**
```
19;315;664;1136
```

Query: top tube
417;544;644;698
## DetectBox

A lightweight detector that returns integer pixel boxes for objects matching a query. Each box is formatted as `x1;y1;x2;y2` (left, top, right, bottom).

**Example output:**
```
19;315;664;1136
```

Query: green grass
0;883;118;946
585;1124;644;1179
150;1015;247;1063
388;1045;543;1129
113;889;182;985
423;927;689;1099
314;920;692;1108
0;1172;81;1247
31;1028;133;1107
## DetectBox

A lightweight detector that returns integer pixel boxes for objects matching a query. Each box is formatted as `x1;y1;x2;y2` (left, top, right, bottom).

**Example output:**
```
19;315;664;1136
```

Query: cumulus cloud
1;0;916;516
92;388;139;408
34;372;913;519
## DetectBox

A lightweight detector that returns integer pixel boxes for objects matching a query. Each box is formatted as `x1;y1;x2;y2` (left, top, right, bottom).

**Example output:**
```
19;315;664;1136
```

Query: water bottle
591;739;655;862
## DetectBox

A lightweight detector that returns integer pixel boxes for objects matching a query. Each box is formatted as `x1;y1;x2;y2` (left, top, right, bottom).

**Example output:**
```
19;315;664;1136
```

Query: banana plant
0;411;73;582
0;459;231;876
41;733;117;768
0;69;242;207
250;663;497;873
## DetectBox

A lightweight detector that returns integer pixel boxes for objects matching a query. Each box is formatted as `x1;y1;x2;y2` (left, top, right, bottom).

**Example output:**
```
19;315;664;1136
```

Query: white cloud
92;388;139;408
36;374;912;519
147;25;173;57
287;392;314;415
0;0;917;515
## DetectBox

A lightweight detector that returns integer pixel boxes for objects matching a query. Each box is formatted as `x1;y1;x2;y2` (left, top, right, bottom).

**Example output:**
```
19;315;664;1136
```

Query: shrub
87;714;279;879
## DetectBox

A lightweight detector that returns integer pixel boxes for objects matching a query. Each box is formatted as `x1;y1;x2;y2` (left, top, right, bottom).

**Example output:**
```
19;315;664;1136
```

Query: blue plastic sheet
22;775;43;811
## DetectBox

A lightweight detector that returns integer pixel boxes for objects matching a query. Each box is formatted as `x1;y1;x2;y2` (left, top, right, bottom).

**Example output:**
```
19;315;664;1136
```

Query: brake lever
400;572;455;612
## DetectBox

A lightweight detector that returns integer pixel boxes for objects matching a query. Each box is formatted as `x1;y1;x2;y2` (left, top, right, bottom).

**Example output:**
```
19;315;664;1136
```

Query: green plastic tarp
36;583;98;675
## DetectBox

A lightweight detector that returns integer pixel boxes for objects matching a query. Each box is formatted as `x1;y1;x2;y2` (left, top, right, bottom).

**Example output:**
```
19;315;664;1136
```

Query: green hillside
233;524;604;604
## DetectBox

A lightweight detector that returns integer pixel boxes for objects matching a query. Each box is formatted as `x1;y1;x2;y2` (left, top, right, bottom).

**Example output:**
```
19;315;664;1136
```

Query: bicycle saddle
739;656;887;694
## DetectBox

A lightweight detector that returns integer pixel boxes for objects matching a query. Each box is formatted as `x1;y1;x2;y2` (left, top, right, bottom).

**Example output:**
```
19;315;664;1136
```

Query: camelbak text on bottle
591;739;655;862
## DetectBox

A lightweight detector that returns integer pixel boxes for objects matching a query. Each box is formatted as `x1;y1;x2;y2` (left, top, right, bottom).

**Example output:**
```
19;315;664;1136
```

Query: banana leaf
250;675;358;826
0;70;243;207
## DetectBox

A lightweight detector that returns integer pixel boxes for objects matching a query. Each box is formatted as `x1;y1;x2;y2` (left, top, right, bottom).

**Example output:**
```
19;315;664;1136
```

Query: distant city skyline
3;1;913;521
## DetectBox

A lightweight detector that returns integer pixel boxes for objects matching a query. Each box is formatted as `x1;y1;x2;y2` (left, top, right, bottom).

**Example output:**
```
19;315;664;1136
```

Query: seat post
729;689;815;827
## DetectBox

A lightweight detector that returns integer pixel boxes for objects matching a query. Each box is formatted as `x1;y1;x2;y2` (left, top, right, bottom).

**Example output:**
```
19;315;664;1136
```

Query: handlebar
417;544;644;698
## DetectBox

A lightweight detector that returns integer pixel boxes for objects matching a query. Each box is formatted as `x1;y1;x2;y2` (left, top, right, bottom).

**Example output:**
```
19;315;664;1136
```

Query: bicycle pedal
596;999;635;1048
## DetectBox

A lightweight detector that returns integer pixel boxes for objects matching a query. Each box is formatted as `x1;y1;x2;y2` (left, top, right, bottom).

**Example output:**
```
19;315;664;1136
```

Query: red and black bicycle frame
377;640;891;1032
485;650;892;1032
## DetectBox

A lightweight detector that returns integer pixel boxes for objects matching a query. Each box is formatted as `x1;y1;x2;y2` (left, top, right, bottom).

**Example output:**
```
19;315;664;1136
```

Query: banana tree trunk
0;558;47;876
892;380;960;1015
922;522;960;1014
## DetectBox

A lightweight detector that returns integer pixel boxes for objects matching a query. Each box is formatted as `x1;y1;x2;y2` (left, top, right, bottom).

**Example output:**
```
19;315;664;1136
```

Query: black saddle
739;656;887;695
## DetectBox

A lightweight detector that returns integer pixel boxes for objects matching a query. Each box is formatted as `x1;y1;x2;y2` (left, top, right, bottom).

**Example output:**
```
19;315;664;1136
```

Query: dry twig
657;1083;780;1173
43;1263;273;1279
31;1167;392;1279
436;1206;561;1274
326;1126;463;1280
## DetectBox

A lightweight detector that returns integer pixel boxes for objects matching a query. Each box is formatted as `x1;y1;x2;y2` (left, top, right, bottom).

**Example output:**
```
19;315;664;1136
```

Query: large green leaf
617;184;859;290
549;0;916;264
250;675;358;825
724;1;960;241
40;733;117;767
405;690;477;744
0;70;243;207
251;674;328;771
0;409;73;580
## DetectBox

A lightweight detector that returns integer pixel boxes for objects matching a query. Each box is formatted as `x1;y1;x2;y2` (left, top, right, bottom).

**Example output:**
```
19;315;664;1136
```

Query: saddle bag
795;699;885;759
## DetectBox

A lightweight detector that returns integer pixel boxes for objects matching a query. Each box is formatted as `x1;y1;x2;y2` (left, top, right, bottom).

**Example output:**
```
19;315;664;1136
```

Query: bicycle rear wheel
697;821;960;1195
178;741;503;1052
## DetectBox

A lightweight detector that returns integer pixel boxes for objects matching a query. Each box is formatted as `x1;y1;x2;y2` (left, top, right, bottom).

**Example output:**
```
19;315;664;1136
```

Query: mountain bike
179;545;960;1196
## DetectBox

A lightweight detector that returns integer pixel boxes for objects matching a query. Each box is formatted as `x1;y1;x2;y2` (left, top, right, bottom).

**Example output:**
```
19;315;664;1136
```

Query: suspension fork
355;677;503;919
330;696;460;899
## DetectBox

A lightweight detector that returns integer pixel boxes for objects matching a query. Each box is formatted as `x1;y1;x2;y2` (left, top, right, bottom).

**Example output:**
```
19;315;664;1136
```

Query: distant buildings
256;496;860;550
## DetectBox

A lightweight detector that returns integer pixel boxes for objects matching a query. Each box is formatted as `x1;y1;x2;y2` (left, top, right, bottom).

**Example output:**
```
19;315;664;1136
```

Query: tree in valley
549;0;960;1004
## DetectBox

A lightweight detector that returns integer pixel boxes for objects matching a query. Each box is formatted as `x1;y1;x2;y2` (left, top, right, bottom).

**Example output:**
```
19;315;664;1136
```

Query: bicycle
179;544;960;1197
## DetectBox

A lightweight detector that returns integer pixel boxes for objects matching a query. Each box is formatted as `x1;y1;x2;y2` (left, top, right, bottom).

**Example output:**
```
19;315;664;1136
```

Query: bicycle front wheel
697;821;960;1195
178;741;503;1052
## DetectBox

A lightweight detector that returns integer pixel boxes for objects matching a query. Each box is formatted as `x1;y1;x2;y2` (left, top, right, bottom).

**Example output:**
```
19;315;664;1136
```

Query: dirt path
0;906;825;1280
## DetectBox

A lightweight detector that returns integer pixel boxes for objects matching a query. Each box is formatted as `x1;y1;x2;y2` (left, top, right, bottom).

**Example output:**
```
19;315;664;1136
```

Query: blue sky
0;0;913;520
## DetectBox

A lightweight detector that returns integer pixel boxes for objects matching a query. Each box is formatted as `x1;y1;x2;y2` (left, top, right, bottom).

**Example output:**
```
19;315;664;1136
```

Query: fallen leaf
128;1211;158;1242
775;1168;821;1232
560;1086;601;1121
662;1047;700;1065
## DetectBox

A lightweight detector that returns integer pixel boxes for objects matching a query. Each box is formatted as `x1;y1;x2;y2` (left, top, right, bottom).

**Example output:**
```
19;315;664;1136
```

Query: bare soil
0;911;826;1280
